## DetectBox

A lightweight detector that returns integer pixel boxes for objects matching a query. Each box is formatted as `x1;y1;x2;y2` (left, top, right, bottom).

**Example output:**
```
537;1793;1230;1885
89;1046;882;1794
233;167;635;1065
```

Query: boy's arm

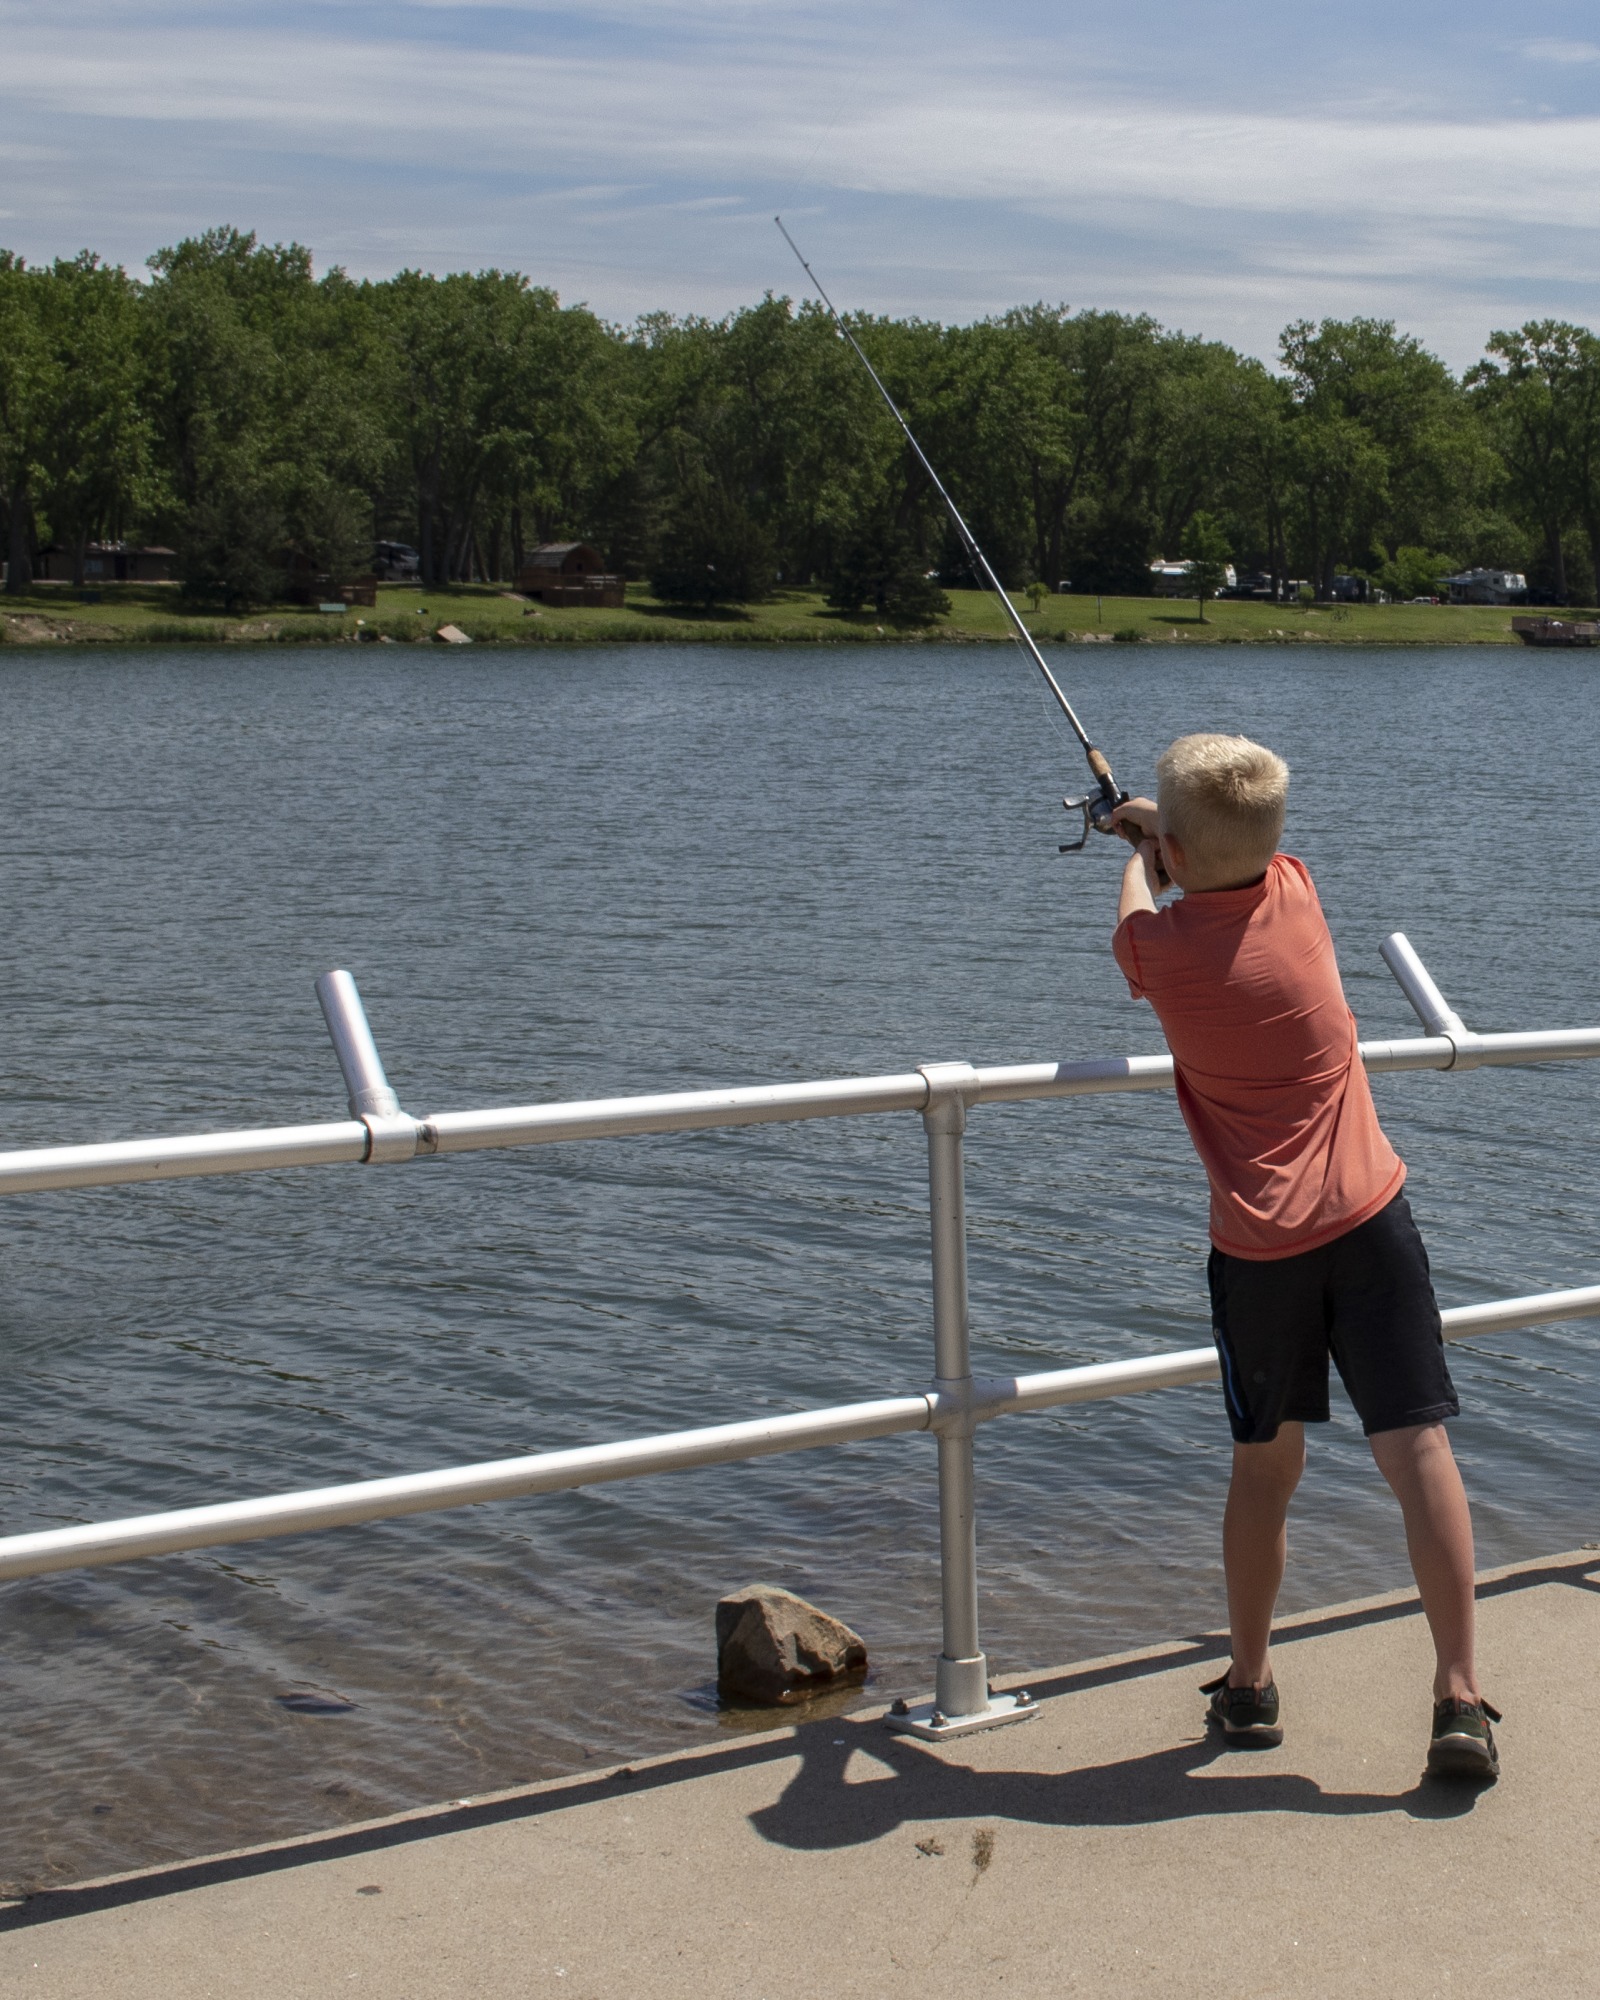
1110;795;1172;891
1118;840;1164;925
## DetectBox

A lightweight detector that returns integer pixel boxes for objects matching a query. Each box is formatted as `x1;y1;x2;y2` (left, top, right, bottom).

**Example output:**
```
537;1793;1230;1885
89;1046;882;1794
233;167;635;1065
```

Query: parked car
373;541;421;582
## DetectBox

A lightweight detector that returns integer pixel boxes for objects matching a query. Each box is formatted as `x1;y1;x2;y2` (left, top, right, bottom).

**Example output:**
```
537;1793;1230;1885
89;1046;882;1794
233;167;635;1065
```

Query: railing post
886;1062;1037;1742
1379;933;1481;1068
314;970;420;1163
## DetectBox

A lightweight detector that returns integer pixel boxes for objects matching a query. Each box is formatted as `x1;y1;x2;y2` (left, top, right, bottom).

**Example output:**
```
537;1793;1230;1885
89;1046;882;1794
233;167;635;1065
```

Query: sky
5;0;1600;367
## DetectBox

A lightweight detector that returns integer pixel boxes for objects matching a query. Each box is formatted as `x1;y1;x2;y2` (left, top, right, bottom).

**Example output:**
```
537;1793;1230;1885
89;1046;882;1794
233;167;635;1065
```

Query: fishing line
770;5;904;222
775;97;853;222
774;216;1138;857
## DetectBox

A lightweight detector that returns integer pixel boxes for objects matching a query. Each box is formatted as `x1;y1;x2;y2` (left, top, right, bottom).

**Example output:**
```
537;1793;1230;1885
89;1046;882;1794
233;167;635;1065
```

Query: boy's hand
1110;797;1172;892
1111;796;1159;841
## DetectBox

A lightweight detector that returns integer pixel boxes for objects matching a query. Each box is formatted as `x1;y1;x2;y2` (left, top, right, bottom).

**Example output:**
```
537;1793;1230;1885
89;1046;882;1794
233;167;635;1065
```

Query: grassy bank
0;581;1554;647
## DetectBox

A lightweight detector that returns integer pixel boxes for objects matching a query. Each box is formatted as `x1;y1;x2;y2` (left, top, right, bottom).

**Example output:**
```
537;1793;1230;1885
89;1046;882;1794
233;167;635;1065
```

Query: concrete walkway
3;1548;1598;2000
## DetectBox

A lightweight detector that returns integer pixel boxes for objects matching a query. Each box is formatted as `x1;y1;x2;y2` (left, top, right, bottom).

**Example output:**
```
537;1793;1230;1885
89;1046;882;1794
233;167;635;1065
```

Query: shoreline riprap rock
715;1584;868;1706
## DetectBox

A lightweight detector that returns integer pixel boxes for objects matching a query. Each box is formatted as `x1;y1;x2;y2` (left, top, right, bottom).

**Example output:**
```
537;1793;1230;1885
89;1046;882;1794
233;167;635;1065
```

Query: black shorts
1207;1193;1458;1444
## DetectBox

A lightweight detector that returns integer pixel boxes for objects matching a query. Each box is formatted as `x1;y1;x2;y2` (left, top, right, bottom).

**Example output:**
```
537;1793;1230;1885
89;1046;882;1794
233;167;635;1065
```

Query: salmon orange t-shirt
1112;853;1403;1260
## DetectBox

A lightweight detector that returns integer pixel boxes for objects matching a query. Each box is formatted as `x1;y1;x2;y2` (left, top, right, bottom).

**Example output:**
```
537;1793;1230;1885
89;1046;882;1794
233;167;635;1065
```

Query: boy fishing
1111;734;1500;1780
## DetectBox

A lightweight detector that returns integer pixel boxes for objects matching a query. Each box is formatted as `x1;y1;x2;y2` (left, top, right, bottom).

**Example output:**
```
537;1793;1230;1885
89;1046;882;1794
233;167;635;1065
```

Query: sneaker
1200;1670;1283;1746
1427;1696;1501;1781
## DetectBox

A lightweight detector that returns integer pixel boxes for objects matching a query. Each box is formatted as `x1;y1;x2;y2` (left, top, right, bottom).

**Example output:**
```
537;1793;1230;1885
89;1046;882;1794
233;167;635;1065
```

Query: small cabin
515;543;625;608
37;542;177;584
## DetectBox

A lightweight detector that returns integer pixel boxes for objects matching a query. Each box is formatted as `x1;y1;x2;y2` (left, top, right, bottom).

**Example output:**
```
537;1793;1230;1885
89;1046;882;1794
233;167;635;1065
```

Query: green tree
635;297;950;602
143;228;385;606
373;269;529;586
375;270;632;585
0;255;52;593
825;520;949;622
650;480;775;606
1374;546;1455;601
1180;511;1230;619
1215;363;1297;594
1467;322;1600;604
143;229;302;604
178;477;286;608
1140;336;1256;563
981;306;1166;591
1280;317;1481;597
493;304;634;577
33;255;152;586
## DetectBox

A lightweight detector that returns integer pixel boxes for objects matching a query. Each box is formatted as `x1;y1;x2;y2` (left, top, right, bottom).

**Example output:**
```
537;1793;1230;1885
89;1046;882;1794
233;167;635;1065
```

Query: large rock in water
715;1584;868;1705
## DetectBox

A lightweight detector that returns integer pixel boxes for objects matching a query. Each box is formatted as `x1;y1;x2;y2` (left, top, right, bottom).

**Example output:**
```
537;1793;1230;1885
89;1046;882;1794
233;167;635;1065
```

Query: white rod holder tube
1380;933;1469;1042
919;1063;988;1720
315;970;402;1119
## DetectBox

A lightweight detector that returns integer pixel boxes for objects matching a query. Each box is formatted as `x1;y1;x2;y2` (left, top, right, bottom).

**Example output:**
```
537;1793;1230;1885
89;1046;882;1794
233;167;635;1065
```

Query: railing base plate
884;1690;1038;1740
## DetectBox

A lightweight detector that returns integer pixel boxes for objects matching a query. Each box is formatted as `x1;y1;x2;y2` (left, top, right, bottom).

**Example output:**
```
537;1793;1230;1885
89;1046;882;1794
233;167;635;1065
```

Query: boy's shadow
750;1552;1595;1852
751;1714;1481;1853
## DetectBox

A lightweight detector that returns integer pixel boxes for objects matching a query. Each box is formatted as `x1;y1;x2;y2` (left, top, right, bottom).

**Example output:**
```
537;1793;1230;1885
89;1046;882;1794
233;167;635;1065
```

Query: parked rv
1439;567;1527;605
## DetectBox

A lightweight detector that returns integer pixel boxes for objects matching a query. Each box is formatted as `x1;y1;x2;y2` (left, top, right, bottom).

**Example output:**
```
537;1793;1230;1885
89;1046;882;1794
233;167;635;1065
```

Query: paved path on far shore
4;1548;1598;2000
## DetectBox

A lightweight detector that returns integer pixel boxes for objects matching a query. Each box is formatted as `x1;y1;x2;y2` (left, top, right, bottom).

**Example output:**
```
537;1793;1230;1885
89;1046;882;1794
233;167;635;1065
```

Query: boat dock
4;1545;1595;1999
1511;614;1600;646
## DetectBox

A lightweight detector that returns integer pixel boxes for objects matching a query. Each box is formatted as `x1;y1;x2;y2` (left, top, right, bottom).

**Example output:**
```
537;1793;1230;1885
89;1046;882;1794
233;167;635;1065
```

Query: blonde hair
1156;733;1288;879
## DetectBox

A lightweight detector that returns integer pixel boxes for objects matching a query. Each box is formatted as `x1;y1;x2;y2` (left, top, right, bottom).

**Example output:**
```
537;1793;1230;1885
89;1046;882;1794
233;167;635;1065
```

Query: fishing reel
1059;782;1128;853
1061;787;1173;891
1059;746;1134;855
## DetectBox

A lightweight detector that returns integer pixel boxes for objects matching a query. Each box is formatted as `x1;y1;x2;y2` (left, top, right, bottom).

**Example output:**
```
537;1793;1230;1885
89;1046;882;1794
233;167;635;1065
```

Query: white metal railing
1;933;1598;1741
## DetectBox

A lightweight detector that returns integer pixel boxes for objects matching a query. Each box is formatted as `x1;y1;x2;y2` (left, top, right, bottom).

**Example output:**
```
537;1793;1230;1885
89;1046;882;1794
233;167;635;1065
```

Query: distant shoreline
0;585;1556;649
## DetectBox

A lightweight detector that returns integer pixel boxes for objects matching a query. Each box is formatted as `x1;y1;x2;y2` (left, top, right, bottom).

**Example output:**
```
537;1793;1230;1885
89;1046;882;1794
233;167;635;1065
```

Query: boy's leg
1368;1421;1478;1702
1223;1421;1306;1688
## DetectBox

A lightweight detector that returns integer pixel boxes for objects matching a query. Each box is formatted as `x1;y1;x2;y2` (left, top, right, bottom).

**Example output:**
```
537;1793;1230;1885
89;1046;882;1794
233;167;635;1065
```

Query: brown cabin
515;542;625;608
37;542;177;583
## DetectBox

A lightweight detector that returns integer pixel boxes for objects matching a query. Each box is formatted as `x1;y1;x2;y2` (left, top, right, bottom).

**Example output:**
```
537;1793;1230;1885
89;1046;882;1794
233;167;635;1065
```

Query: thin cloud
390;0;872;16
1521;38;1600;64
8;22;1600;239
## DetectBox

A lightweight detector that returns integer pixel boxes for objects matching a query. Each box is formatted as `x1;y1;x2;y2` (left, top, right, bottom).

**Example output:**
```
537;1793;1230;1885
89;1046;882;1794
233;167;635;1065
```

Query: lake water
1;640;1597;1892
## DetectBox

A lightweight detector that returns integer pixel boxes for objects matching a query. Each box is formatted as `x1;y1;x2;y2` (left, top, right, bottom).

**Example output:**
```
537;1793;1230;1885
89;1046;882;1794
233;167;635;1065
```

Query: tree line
3;225;1600;611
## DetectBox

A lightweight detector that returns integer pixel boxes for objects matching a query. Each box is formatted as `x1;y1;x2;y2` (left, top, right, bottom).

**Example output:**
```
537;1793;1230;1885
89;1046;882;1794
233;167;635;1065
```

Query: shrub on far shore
651;489;776;609
826;526;950;624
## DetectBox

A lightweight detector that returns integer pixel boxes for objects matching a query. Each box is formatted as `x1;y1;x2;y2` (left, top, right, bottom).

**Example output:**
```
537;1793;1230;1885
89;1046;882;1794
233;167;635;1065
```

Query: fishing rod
775;215;1136;856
